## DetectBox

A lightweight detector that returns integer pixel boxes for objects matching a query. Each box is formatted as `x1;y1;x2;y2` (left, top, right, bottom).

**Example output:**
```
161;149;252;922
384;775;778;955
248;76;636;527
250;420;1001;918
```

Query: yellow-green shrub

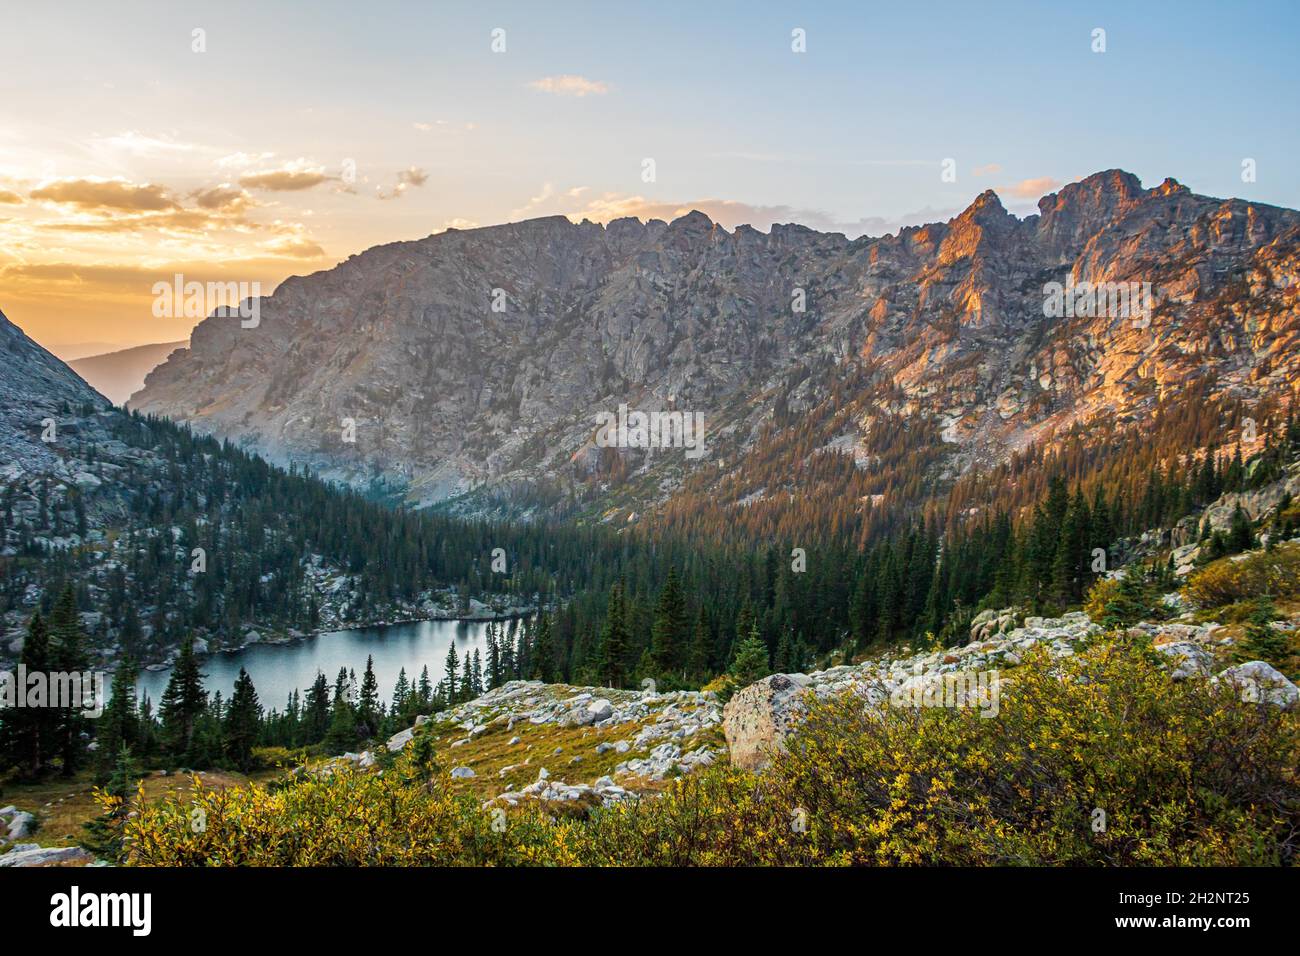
1185;542;1300;610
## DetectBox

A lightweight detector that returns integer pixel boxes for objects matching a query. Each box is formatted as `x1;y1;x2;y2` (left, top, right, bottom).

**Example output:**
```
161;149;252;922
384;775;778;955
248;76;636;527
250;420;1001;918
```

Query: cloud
0;189;21;204
216;151;277;170
190;183;255;213
94;131;197;157
258;235;326;258
972;163;1002;177
375;166;429;200
999;176;1062;200
30;177;179;212
528;75;609;97
239;160;332;191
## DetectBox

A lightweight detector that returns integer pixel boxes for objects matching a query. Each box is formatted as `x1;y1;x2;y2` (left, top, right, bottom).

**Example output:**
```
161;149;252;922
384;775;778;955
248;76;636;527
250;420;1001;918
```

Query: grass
421;687;725;804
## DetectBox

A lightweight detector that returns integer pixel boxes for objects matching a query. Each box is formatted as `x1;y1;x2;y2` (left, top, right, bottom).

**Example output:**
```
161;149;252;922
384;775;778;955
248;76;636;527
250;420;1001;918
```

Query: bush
1185;542;1300;610
755;645;1299;865
1084;569;1161;628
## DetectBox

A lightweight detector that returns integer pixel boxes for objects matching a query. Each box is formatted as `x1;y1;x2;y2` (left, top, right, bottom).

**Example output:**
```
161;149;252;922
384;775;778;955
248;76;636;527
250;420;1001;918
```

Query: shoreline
134;605;539;674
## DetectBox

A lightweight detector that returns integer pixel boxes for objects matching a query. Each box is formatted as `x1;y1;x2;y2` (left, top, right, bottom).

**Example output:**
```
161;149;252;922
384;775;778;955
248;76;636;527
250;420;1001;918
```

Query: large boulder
0;806;35;841
1214;661;1300;709
0;844;93;867
722;673;812;771
1154;641;1213;680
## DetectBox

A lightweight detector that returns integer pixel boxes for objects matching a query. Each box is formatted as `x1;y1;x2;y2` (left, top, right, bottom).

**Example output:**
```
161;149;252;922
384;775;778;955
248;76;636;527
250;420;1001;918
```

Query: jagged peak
1152;176;1189;197
666;209;717;230
1037;169;1143;216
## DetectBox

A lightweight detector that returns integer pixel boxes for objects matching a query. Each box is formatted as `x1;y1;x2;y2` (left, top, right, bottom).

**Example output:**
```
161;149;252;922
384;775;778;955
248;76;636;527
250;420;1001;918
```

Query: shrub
1185;542;1300;610
1085;569;1161;628
756;645;1299;865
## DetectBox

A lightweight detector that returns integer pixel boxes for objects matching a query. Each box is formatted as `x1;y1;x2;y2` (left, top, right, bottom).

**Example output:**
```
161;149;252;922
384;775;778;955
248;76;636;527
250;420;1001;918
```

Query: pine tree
649;567;688;679
223;668;262;771
357;655;380;738
159;638;206;764
530;612;556;682
687;606;712;682
729;622;770;686
1236;596;1290;669
599;582;630;688
303;671;331;744
48;585;90;776
80;742;139;861
392;667;411;717
442;642;459;704
323;692;357;755
1228;503;1255;553
95;659;139;781
0;613;56;777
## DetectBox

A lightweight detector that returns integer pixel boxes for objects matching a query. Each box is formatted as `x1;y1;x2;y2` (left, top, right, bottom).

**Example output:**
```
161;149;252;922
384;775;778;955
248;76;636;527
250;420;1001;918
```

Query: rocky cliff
129;171;1300;519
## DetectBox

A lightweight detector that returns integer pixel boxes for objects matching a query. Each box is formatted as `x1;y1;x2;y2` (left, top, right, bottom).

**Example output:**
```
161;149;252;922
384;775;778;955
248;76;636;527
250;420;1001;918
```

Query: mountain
128;170;1300;527
0;310;566;671
0;308;110;475
69;341;187;405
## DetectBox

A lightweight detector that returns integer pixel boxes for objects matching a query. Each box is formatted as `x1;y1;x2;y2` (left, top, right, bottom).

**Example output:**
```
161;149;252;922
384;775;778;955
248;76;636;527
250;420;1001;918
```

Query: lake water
135;619;500;712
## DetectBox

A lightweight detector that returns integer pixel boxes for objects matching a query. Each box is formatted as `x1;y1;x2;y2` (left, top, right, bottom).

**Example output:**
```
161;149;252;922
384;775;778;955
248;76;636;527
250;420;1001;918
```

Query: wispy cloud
376;166;429;200
30;177;179;212
999;176;1062;200
239;159;332;192
528;75;609;97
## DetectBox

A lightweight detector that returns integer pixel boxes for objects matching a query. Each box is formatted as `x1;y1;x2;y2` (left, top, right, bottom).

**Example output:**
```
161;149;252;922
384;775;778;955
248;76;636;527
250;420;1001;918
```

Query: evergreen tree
599;582;630;688
1236;596;1290;670
95;658;139;780
223;668;262;771
357;655;380;738
530;612;556;682
48;585;90;776
0;613;56;776
441;642;459;704
729;622;770;686
687;606;712;682
159;638;206;764
649;567;688;679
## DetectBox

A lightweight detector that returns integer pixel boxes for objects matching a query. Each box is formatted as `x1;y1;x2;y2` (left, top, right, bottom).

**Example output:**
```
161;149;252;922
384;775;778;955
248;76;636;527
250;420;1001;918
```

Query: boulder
385;727;415;752
587;698;614;722
0;844;93;867
450;766;476;779
1214;661;1300;709
722;673;812;771
1154;641;1213;680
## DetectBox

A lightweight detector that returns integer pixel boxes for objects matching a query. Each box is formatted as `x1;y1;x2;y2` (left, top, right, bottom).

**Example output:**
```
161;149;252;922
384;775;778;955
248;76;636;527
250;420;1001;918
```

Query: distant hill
70;340;187;405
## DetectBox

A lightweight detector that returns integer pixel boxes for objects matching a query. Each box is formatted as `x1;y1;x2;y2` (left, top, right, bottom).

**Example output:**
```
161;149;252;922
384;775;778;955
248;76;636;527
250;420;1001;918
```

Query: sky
2;0;1298;356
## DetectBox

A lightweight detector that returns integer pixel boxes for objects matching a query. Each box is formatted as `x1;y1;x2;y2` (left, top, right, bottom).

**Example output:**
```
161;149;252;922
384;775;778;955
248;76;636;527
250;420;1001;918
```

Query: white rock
1215;661;1299;709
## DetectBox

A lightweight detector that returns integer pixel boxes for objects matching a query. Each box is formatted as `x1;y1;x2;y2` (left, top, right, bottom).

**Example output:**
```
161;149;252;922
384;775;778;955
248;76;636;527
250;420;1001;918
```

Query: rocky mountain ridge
128;170;1300;521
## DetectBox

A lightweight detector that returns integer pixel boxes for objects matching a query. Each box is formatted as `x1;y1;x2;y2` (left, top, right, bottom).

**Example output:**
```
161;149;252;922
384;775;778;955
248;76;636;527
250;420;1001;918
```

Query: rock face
128;171;1300;519
722;673;812;771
